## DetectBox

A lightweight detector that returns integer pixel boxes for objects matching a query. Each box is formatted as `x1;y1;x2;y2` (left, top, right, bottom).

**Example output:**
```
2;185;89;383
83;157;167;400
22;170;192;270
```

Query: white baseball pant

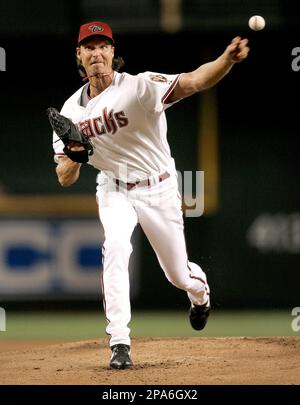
96;172;210;347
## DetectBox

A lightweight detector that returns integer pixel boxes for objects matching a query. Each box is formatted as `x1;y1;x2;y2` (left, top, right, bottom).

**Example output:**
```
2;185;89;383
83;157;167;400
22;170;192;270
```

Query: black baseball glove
47;107;94;163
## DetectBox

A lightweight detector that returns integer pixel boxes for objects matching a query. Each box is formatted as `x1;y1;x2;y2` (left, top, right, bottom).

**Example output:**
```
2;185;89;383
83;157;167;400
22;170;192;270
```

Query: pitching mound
1;337;299;385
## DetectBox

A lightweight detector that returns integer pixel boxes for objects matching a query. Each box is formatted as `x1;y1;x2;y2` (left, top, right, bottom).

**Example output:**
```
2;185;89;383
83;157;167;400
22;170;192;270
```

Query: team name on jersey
78;107;129;138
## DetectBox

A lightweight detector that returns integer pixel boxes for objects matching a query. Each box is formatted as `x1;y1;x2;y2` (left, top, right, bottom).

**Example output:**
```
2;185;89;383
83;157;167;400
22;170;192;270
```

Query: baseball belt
115;171;170;191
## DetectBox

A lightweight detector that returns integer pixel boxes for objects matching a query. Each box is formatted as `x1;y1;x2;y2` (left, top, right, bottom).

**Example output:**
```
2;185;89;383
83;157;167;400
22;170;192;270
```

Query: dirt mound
1;337;299;385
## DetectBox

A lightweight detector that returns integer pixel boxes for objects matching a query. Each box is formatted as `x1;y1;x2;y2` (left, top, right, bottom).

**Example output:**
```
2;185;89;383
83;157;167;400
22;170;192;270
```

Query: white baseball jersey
53;71;181;182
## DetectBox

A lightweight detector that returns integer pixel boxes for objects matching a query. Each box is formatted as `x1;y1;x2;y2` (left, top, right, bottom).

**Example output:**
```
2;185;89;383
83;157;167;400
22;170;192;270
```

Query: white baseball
248;15;265;31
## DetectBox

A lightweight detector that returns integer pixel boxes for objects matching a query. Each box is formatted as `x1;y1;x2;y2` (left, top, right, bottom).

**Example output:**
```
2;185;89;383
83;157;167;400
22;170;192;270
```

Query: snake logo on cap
88;25;104;33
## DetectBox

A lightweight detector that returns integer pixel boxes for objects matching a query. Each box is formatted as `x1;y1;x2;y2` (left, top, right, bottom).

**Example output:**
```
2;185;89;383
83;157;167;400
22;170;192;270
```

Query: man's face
77;37;114;77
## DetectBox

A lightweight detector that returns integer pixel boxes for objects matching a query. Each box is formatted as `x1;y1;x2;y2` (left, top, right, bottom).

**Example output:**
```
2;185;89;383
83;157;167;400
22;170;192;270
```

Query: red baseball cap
78;21;114;45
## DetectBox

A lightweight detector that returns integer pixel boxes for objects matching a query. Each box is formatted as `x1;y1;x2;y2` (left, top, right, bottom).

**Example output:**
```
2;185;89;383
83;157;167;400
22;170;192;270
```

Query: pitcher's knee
166;274;192;291
166;270;208;294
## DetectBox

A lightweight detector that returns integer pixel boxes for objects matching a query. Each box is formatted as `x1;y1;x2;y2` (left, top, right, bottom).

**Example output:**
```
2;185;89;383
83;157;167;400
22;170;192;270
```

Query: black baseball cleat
110;344;132;369
189;302;211;331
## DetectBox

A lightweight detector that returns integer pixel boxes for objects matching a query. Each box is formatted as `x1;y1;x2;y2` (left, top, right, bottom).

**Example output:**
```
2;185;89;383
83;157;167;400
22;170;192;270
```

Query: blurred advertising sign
0;220;139;299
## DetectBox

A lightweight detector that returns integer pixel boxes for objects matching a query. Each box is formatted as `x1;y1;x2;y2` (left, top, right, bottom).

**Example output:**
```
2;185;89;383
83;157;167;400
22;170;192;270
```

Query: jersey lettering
103;107;118;134
79;119;93;137
114;111;129;128
79;108;129;139
93;116;106;135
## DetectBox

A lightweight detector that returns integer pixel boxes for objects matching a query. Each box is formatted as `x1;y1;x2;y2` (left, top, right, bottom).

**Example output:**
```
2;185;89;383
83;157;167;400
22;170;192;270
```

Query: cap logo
88;25;104;33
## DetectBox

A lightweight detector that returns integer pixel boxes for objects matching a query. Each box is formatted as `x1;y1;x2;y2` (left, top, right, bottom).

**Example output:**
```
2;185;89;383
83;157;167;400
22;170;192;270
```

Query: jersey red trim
161;74;180;104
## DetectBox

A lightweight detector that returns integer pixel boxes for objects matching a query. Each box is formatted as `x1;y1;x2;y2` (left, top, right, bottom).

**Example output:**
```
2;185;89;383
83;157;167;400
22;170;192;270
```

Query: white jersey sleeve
136;71;181;114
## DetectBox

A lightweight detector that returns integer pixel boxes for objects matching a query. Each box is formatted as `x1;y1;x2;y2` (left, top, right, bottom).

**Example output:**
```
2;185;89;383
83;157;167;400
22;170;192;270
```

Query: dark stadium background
0;1;299;339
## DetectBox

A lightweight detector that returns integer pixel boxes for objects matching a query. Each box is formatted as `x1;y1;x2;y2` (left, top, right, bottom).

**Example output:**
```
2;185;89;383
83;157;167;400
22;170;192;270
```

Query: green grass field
1;310;299;341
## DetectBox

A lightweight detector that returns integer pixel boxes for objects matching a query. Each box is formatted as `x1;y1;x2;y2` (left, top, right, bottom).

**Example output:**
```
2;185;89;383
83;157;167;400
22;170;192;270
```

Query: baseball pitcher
49;21;249;369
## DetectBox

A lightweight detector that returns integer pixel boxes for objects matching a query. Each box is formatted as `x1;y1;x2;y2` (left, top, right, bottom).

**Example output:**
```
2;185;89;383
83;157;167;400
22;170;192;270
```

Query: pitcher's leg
137;202;209;306
98;193;138;347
